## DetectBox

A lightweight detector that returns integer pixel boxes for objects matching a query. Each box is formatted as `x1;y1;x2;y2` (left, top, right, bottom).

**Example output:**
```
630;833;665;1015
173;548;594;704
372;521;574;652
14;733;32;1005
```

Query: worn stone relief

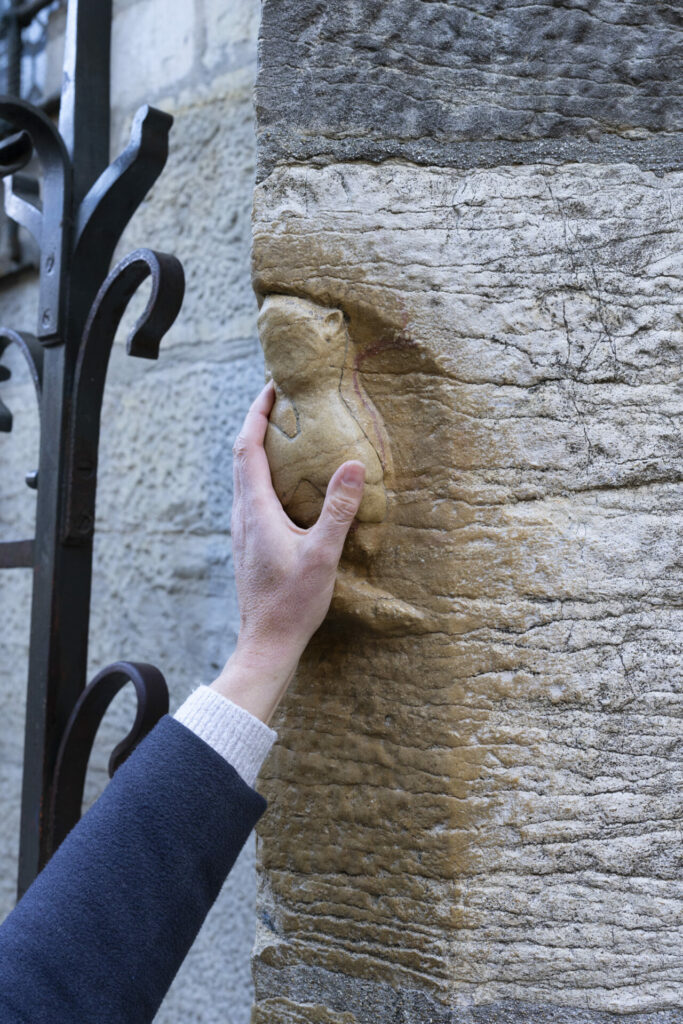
259;295;389;527
260;295;431;636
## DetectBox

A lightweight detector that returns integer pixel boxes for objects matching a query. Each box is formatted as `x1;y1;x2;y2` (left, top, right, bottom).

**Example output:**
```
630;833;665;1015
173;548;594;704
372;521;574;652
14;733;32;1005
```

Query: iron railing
0;0;184;897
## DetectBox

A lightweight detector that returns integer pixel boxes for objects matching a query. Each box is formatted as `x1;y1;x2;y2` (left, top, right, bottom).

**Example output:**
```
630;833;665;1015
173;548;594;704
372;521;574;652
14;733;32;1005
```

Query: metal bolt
78;513;93;533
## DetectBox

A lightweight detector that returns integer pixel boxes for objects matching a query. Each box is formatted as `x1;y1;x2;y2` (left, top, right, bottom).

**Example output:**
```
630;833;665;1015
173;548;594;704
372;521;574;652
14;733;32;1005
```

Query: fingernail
341;462;365;489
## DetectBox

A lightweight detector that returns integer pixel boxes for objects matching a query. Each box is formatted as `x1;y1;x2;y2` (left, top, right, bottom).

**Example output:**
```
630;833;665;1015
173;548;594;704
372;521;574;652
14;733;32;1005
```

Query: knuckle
232;435;249;461
327;494;357;523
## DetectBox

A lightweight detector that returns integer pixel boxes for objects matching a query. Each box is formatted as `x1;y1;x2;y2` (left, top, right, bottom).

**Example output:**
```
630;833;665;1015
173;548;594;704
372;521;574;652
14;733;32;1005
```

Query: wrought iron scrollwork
72;104;176;342
64;248;185;543
75;106;173;260
0;0;185;896
0;96;70;341
50;661;169;853
0;129;33;175
0;328;43;433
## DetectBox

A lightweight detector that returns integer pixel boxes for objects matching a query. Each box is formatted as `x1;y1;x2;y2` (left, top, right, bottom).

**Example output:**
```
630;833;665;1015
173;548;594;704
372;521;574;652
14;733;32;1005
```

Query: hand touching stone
210;381;365;723
258;296;388;525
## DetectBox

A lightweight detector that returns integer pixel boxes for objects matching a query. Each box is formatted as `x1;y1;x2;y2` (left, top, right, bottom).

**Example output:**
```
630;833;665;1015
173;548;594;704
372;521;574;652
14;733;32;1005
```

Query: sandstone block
112;67;259;357
251;159;683;1020
201;0;260;72
111;0;194;107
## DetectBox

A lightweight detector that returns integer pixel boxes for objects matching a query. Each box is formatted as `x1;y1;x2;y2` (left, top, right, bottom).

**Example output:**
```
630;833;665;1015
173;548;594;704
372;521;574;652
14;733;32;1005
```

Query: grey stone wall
256;0;683;178
0;1;263;1021
252;2;683;1022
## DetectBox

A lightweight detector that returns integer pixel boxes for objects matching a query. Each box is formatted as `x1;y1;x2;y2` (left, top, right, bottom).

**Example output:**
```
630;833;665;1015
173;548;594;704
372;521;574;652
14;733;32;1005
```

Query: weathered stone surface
256;0;683;179
202;0;260;73
111;0;194;107
112;65;260;356
251;161;683;1020
253;963;683;1023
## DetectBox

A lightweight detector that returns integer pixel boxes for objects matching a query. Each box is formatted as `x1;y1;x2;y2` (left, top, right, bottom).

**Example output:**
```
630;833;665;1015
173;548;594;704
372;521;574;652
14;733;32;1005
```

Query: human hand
210;381;365;723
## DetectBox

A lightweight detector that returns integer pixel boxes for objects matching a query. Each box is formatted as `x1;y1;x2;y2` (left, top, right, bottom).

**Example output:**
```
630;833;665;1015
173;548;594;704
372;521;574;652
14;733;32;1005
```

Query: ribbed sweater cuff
173;686;277;788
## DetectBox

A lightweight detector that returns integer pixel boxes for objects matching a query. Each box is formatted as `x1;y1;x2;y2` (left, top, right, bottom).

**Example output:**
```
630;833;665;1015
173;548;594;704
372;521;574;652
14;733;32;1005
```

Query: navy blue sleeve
0;715;266;1024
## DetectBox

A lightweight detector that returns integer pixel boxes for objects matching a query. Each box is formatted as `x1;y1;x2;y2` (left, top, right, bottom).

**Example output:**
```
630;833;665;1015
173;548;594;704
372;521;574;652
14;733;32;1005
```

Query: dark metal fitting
0;129;33;175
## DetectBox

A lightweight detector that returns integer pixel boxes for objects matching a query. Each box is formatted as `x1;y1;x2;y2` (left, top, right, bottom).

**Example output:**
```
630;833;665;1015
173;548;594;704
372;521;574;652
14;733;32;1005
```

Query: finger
309;460;365;558
233;381;275;461
232;381;278;503
241;380;275;446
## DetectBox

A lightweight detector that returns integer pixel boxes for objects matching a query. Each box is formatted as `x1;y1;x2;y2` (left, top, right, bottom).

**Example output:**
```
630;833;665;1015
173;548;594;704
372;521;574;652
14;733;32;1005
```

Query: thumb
311;461;366;556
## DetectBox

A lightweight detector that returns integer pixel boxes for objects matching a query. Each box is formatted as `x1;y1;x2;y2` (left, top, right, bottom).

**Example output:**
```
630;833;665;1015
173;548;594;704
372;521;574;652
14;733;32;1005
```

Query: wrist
210;640;299;724
174;686;277;786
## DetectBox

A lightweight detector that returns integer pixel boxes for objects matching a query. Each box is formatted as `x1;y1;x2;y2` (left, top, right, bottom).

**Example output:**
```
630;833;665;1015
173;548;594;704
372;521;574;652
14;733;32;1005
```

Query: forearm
0;715;267;1024
175;683;277;783
0;379;363;1024
210;642;298;725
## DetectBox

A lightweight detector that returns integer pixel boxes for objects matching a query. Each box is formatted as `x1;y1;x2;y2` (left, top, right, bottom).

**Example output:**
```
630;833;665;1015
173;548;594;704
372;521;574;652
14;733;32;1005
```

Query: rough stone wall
252;3;683;1022
0;1;263;1021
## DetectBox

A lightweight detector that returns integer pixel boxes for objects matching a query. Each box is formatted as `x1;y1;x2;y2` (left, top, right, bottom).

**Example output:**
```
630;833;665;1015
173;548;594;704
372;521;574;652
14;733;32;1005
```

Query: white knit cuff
173;686;277;789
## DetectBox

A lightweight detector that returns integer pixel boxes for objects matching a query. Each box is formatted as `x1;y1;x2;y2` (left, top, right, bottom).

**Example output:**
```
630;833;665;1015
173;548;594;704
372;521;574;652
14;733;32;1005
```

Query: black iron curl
63;247;185;543
49;660;169;853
